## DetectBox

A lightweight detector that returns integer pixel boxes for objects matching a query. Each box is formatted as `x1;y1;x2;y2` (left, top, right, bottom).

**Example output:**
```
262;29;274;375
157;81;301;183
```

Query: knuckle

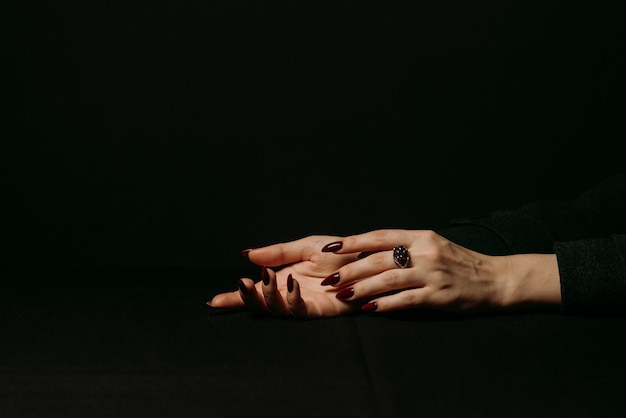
371;229;391;245
428;270;445;285
274;246;287;263
400;291;418;307
420;243;446;264
426;287;457;307
420;229;439;242
371;251;389;267
419;230;444;249
422;251;441;266
381;269;401;287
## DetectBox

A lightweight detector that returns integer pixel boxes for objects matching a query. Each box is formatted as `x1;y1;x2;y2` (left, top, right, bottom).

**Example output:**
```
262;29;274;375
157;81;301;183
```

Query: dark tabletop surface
2;267;626;418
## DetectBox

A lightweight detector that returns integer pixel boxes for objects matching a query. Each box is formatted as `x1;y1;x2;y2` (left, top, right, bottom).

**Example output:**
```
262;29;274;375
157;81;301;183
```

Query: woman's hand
319;229;562;313
207;235;364;318
208;229;562;318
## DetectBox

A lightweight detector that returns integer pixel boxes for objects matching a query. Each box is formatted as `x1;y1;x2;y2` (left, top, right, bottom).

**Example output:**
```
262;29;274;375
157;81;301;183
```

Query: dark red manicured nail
362;302;378;312
321;241;343;252
261;266;269;285
321;272;340;286
287;274;294;292
238;279;248;295
336;288;354;300
358;251;376;259
240;248;254;257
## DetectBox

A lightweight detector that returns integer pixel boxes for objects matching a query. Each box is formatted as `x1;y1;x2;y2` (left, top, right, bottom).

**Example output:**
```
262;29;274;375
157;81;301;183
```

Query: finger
337;268;425;301
286;274;308;319
207;290;245;309
261;266;290;316
322;249;397;287
361;288;432;313
238;278;268;314
357;250;382;259
322;229;412;254
243;236;333;267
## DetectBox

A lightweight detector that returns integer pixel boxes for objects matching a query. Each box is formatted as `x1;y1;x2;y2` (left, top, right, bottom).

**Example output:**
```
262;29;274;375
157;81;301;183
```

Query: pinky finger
286;274;308;319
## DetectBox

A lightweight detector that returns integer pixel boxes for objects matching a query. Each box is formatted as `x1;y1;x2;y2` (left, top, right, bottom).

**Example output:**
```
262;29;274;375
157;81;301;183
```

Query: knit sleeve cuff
556;235;626;314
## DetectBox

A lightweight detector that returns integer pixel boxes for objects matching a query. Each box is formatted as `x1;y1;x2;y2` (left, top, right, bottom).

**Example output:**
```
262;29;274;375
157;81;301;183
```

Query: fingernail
240;248;254;257
358;251;376;259
362;302;378;312
206;300;213;307
261;266;269;285
321;272;340;286
335;287;354;299
321;241;343;252
238;279;248;295
287;274;294;292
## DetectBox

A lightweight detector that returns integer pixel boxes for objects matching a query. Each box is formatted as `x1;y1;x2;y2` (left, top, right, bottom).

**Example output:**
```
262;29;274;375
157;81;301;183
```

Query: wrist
494;253;562;310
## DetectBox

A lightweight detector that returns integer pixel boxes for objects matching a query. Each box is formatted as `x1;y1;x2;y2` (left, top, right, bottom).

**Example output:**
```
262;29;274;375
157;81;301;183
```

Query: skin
209;235;361;318
208;229;562;319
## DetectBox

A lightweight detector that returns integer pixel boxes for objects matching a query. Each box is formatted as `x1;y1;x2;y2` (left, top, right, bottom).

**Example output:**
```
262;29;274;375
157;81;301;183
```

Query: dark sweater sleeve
437;173;626;314
555;235;626;314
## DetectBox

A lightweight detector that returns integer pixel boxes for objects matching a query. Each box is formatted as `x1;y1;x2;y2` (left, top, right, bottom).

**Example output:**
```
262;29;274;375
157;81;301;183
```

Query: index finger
322;229;413;254
244;235;339;267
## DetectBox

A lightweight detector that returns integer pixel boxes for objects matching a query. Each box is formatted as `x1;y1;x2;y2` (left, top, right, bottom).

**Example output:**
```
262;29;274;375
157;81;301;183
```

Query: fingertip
237;278;249;295
243;247;267;267
287;275;307;318
263;266;278;289
261;268;289;317
208;294;222;307
335;287;354;300
286;274;296;303
245;242;304;267
321;241;343;253
206;293;227;308
287;273;294;293
321;272;340;286
240;248;254;258
261;266;269;286
362;301;378;312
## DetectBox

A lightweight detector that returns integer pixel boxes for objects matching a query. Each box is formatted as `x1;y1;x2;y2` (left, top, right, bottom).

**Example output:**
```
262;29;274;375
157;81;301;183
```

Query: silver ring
393;245;410;269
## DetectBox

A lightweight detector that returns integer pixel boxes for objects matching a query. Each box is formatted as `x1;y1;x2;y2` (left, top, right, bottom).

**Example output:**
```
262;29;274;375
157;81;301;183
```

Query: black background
5;0;625;271
4;3;626;417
